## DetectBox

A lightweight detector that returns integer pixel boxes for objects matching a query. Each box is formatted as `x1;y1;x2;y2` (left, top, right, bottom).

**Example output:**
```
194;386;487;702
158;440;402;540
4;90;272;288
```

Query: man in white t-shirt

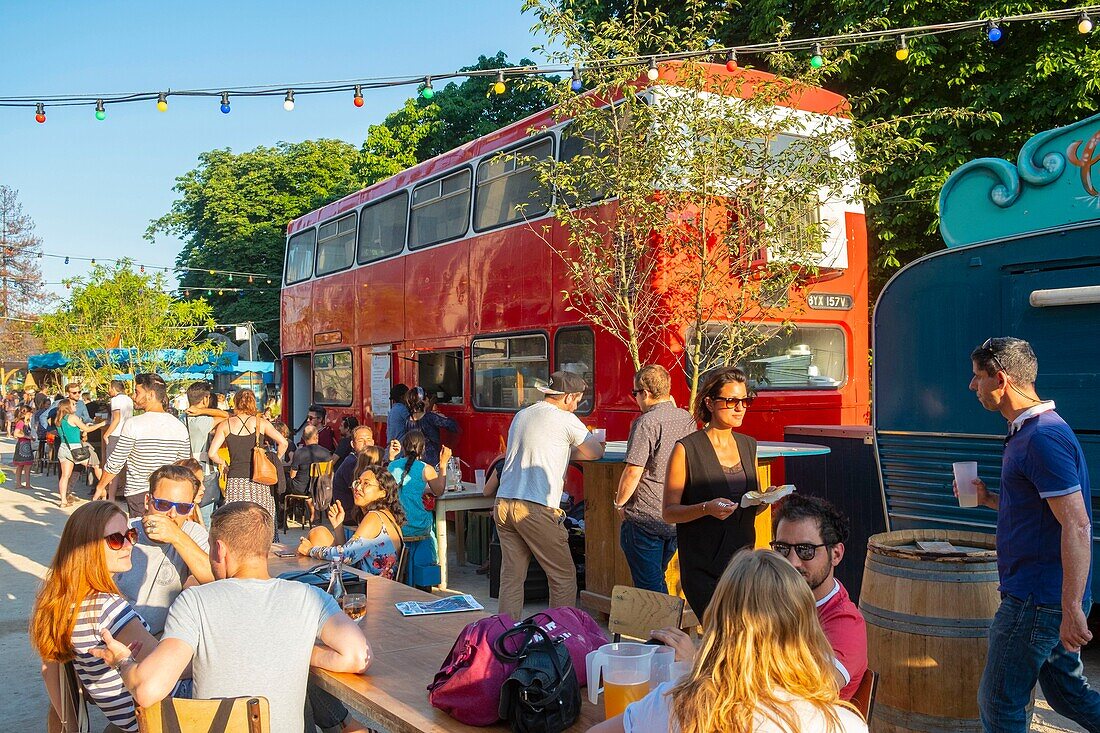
102;379;135;501
494;371;605;618
95;373;191;517
92;502;372;733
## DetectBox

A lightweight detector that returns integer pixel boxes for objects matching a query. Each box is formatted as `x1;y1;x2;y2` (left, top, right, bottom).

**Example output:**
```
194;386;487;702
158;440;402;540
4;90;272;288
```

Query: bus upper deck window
285;228;317;285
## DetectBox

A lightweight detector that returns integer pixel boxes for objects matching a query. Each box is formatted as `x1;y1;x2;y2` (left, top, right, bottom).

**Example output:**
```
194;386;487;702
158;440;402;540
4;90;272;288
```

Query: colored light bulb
95;99;106;121
493;71;506;95
35;103;46;124
895;36;909;61
156;93;168;112
64;256;69;264
810;44;824;69
1079;12;1093;34
647;57;659;81
420;77;434;100
220;92;231;114
353;85;364;107
283;90;295;111
725;50;738;72
986;21;1003;43
571;65;583;92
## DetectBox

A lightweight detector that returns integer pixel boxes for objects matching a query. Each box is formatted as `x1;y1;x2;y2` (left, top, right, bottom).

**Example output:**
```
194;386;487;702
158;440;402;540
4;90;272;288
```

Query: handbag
493;622;581;733
61;426;91;464
250;419;279;485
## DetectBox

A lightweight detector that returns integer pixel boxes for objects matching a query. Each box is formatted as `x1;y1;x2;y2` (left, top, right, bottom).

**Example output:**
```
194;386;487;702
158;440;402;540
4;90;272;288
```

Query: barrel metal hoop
859;601;992;638
868;551;998;573
874;702;984;733
865;557;1001;584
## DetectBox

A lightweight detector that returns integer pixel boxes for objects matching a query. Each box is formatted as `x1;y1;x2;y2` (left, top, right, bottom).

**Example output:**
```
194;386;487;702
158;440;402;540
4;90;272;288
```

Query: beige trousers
493;497;577;619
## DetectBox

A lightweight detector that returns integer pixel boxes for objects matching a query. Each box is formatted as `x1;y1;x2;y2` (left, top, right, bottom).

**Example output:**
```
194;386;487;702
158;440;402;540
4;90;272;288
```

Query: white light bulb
283;99;295;111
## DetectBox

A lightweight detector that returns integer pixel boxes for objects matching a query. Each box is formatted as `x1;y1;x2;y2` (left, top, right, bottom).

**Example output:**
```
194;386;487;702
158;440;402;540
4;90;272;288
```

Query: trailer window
555;327;594;414
474;138;553;231
472;334;549;410
417;350;464;405
357;192;408;264
410;169;471;249
285;228;316;285
313;350;353;406
692;324;846;391
316;213;357;276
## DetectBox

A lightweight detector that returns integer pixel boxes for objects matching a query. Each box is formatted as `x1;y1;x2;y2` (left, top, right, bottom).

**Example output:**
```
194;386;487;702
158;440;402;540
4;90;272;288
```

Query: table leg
435;508;448;590
454;510;467;566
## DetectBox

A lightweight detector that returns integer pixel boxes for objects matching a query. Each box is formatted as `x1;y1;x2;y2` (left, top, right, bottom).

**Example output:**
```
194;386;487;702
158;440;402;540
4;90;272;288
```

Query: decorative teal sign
939;112;1100;248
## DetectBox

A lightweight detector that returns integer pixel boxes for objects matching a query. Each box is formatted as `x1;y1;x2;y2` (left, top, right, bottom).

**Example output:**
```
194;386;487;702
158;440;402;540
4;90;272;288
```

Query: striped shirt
71;593;147;732
104;412;191;497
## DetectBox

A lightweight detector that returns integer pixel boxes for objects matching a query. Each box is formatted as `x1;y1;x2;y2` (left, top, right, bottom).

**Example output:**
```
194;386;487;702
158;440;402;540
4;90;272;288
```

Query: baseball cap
536;370;588;396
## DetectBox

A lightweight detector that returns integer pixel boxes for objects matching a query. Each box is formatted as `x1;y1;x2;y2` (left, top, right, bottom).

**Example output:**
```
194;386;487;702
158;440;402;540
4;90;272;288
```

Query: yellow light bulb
895;47;909;61
156;99;168;112
493;81;506;95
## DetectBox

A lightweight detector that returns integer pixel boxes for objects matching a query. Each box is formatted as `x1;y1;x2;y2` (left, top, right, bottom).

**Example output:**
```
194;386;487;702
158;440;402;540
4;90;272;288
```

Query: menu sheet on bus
371;345;391;417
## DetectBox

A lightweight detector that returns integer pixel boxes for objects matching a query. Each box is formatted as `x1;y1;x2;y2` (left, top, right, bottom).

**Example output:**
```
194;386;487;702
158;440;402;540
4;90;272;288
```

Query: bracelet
112;656;135;672
702;501;709;515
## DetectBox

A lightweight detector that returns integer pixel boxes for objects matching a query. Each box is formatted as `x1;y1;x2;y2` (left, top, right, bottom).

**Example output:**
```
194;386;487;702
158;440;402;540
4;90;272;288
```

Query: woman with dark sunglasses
662;366;764;617
30;502;190;733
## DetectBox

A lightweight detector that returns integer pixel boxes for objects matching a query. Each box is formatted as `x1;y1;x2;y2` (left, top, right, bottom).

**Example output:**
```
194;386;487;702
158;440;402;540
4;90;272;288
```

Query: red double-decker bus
280;63;869;481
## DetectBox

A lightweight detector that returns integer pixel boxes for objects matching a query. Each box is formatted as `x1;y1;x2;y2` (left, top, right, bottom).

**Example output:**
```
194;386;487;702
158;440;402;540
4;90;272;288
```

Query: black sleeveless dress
676;430;759;617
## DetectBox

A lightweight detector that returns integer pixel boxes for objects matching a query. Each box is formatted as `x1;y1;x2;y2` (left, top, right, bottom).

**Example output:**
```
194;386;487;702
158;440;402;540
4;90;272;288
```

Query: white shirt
1007;400;1056;435
103;411;191;496
108;393;134;438
496;401;591;508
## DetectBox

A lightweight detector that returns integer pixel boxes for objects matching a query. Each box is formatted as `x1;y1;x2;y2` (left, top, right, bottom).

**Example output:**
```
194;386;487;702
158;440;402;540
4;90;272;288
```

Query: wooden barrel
860;529;999;733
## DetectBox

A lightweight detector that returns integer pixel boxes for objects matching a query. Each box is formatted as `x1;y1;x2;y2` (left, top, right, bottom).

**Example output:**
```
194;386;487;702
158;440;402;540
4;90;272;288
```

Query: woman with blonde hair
30;502;189;732
55;397;106;507
589;550;867;733
207;388;288;522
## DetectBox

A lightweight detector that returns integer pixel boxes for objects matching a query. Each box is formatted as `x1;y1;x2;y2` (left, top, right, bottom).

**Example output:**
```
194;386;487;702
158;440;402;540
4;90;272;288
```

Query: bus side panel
471;224;554;333
280;283;314;355
357;258;405;345
311;271;357;347
405;242;470;339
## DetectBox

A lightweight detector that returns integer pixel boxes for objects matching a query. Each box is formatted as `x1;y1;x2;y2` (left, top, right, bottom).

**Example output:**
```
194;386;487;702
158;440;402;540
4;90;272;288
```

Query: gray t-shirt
162;578;340;733
623;402;697;537
184;414;215;465
497;401;591;508
115;518;210;635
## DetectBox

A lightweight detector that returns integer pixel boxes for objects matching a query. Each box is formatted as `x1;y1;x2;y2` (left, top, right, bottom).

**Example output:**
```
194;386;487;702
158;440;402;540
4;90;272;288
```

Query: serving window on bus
316;212;357;276
693;324;847;391
409;168;472;249
474;137;553;231
417;349;464;405
285;228;317;285
472;333;549;411
554;327;594;415
358;191;409;264
313;350;354;406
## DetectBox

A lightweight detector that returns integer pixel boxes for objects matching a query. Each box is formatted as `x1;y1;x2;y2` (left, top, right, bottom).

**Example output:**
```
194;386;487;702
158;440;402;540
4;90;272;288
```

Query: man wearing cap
494;370;605;618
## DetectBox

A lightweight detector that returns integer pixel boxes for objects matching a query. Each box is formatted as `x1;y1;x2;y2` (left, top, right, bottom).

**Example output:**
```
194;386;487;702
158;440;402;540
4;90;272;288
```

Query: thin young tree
0;185;49;368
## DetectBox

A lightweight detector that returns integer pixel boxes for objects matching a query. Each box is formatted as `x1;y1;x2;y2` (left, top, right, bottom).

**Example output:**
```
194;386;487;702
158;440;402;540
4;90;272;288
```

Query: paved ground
0;434;1094;731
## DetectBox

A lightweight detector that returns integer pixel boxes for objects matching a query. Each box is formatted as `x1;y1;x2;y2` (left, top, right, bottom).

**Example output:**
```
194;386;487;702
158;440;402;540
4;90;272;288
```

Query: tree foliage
547;0;1100;292
0;185;48;364
35;260;218;392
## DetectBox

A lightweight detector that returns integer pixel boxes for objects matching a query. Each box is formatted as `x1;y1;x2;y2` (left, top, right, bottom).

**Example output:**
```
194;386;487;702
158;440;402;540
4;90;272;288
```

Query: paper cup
474;469;486;492
953;461;979;508
592;428;607;443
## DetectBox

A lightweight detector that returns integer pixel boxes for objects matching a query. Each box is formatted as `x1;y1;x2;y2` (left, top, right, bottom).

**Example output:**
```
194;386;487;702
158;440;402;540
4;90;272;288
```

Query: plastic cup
592;428;607;443
953;461;979;508
474;469;486;492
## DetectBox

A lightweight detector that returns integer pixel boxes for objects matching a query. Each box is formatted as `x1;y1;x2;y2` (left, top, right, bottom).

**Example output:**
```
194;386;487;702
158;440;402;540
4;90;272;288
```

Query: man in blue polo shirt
958;337;1098;733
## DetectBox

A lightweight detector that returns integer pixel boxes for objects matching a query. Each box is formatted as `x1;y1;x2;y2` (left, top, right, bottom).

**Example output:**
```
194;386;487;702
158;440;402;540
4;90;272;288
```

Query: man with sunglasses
772;494;866;700
306;404;337;452
963;337;1098;733
115;464;214;635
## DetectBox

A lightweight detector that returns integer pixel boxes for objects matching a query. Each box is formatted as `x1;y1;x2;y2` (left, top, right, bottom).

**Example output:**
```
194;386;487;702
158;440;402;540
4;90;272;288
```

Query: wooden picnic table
267;550;603;733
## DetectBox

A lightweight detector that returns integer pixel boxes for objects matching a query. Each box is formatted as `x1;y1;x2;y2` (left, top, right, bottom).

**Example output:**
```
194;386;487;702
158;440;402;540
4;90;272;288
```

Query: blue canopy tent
28;349;244;378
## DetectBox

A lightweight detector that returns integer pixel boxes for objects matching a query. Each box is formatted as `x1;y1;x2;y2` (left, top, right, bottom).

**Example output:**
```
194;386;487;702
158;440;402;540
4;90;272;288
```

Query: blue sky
1;0;550;298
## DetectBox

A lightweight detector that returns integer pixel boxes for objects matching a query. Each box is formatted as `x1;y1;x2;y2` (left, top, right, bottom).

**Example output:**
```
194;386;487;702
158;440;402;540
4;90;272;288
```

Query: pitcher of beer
585;642;656;719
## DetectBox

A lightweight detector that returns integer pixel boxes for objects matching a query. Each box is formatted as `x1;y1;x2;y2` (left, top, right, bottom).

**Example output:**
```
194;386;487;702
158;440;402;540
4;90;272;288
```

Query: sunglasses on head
104;528;139;550
980;338;1008;375
150;497;195;514
770;541;829;561
710;396;754;409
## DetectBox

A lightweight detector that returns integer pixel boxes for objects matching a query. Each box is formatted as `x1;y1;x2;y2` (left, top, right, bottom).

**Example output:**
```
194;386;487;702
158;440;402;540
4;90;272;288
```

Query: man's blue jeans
619;520;677;594
979;593;1100;733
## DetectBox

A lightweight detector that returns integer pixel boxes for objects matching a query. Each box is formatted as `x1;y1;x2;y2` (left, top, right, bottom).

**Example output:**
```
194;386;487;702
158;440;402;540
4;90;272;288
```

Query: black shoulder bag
492;622;581;733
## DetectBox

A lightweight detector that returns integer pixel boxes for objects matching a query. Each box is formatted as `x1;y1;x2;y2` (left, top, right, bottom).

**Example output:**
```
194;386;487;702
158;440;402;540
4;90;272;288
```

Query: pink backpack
427;607;609;726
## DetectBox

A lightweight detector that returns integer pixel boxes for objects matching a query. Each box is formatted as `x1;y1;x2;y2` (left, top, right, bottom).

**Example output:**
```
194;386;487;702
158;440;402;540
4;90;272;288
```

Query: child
13;406;35;489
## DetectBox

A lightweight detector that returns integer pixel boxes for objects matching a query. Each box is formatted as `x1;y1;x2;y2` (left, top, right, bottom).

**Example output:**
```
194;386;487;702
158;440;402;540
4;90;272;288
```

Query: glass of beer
340;593;367;620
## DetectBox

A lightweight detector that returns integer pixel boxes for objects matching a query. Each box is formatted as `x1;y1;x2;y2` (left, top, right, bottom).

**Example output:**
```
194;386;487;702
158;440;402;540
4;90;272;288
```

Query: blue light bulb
987;22;1003;42
220;103;231;114
571;79;584;92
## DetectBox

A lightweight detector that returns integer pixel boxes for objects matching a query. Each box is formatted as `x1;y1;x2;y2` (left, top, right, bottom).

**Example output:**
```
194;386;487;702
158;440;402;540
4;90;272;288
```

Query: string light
220;92;231;114
35;103;45;124
139;265;145;273
571;65;583;92
725;50;738;71
283;90;295;111
156;93;168;112
95;99;106;121
206;289;212;296
90;258;96;265
420;77;434;100
248;275;254;283
647;57;659;81
810;43;824;69
353;85;364;107
986;20;1004;43
895;35;909;61
1079;11;1094;33
228;274;233;282
492;71;506;95
64;256;69;265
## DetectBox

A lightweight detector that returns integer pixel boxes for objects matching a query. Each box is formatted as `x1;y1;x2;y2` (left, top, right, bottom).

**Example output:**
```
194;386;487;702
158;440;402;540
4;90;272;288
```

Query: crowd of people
11;333;1095;732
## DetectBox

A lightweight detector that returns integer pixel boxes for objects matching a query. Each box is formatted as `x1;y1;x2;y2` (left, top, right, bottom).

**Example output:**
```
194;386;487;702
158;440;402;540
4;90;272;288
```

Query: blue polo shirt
998;409;1092;605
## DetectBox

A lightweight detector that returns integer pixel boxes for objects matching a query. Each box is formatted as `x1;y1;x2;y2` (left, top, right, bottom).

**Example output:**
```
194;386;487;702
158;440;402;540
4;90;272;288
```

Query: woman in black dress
663;366;761;617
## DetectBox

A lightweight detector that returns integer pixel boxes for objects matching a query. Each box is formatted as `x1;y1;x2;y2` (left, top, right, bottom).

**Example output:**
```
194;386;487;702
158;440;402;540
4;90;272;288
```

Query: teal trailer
873;113;1100;598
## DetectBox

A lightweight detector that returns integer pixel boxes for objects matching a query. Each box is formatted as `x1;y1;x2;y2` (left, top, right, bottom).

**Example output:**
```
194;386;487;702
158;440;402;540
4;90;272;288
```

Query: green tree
356;99;441;184
545;0;1100;292
35;260;218;392
147;139;365;341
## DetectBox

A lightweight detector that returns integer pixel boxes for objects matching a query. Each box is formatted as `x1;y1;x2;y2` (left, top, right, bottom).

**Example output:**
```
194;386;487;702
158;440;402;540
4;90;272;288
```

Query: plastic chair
608;585;686;642
849;669;878;723
136;696;269;733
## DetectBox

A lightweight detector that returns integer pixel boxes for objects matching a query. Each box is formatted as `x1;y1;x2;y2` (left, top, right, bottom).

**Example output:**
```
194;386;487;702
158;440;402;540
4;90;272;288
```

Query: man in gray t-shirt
114;465;214;634
92;502;371;733
494;371;605;619
613;365;697;594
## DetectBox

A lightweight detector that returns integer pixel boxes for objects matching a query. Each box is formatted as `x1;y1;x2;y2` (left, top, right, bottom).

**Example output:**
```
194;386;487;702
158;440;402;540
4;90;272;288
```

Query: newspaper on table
395;594;484;617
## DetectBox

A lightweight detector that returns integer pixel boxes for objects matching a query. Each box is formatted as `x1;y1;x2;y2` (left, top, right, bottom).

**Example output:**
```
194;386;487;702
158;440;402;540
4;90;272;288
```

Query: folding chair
608;585;686;642
136;696;270;733
849;669;878;723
